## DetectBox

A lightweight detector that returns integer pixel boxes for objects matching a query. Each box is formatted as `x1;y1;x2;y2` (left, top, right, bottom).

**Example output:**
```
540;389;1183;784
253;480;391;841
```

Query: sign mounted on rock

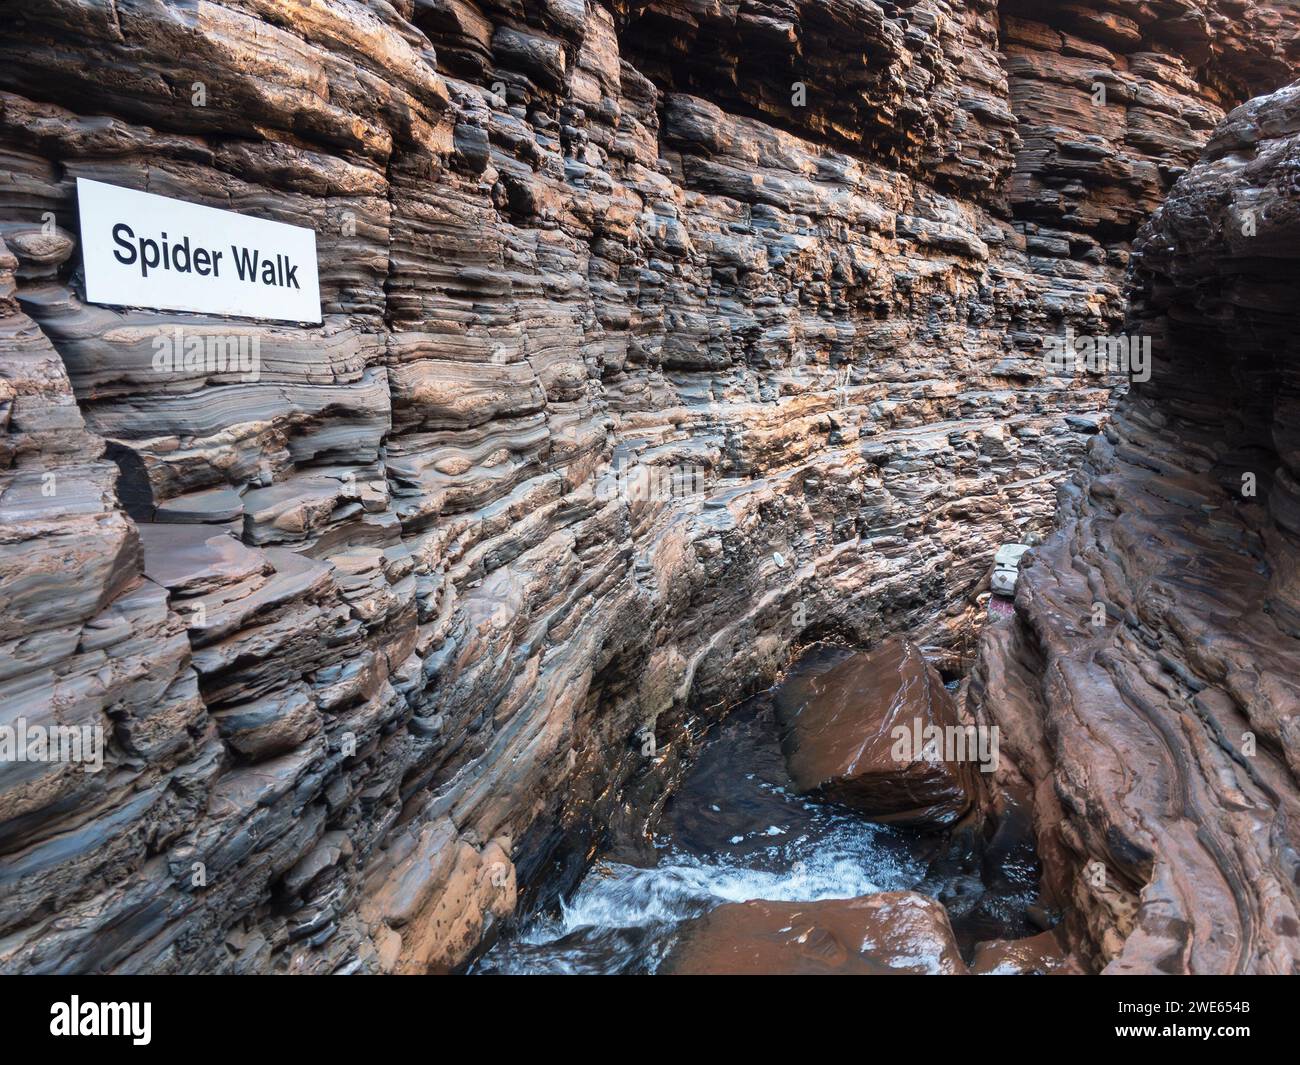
76;177;322;324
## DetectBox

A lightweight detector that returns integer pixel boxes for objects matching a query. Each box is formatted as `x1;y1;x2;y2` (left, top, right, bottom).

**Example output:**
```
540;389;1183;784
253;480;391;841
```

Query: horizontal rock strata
0;1;1296;973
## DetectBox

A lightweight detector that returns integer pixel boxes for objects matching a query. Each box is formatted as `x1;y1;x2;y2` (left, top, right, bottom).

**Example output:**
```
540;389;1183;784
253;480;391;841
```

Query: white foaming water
553;840;910;933
474;653;1045;975
477;817;927;974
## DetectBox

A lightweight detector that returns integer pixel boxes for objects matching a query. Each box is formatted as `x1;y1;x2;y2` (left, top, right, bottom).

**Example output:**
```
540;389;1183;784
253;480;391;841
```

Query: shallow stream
474;644;1045;975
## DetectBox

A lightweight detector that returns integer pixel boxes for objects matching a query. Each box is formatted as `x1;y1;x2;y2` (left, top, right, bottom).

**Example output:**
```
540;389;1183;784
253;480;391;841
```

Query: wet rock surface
776;636;977;826
0;2;1296;973
970;927;1078;975
663;892;968;975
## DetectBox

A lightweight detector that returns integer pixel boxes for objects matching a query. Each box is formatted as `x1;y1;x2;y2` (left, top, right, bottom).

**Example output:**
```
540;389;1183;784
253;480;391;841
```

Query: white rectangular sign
77;178;321;324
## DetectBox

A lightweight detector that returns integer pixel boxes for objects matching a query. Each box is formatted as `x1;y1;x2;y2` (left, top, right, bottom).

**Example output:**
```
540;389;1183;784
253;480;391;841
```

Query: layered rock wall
0;1;1295;972
971;77;1300;974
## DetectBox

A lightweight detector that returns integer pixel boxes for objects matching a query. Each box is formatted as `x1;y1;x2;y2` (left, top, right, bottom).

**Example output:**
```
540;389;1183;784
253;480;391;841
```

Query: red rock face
776;637;978;826
968;77;1300;974
663;892;969;975
0;2;1296;974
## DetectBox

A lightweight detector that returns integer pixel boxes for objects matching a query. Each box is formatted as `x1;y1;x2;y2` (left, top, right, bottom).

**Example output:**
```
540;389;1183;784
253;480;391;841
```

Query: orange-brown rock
664;893;968;976
967;78;1300;974
777;638;978;826
970;929;1079;975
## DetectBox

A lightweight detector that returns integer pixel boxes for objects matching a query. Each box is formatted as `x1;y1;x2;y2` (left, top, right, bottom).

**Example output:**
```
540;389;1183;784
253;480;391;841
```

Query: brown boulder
664;892;968;975
970;929;1080;975
776;638;978;827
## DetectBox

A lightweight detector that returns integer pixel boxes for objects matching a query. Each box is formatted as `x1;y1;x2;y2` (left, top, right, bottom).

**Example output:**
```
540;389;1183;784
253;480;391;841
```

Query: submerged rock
776;638;978;827
664;892;968;975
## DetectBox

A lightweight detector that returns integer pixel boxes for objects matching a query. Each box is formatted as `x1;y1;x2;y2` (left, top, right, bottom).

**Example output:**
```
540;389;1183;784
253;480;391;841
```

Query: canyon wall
0;0;1294;973
971;74;1300;975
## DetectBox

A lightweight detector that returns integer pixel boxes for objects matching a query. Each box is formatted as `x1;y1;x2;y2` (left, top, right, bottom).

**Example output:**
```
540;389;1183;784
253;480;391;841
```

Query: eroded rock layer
0;1;1295;973
970;78;1300;974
